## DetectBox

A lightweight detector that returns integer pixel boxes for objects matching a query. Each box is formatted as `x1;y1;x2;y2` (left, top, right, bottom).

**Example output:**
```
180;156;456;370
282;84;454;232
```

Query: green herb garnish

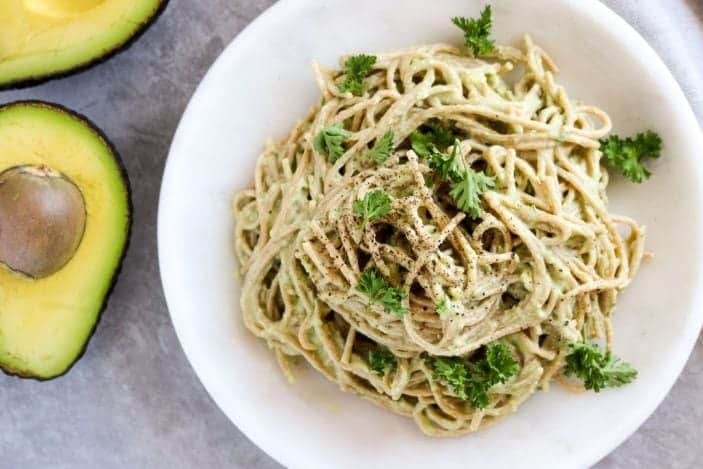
564;342;638;392
340;54;377;96
484;342;520;384
357;268;408;317
424;140;495;218
410;122;456;158
436;297;451;316
449;167;495;218
313;123;350;162
431;356;469;399
353;190;391;227
430;342;519;409
452;5;495;57
368;349;397;375
426;138;464;181
600;131;662;183
366;130;395;164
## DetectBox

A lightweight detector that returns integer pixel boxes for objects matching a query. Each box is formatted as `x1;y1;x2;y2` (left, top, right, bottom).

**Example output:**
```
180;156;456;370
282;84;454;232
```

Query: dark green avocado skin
0;100;133;381
0;0;169;91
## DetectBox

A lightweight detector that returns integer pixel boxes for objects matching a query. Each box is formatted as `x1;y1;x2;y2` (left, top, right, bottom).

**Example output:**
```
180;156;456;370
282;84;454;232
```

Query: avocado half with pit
0;101;131;379
0;0;168;89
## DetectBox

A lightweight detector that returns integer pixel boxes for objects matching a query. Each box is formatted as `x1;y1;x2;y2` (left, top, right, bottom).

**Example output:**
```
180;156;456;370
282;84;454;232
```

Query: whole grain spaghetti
232;34;644;436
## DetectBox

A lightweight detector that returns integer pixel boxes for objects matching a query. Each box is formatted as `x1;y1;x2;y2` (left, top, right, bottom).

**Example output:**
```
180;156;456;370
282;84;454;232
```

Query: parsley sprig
410;122;456;158
366;130;395;164
340;54;377;96
313;123;350;162
484;342;520;384
430;342;519;408
449;167;495;218
368;349;397;375
426;138;464;181
353;190;391;227
452;5;495;57
356;268;408;317
421;139;495;218
564;342;638;392
600;131;662;183
411;124;494;217
431;356;469;399
436;297;451;315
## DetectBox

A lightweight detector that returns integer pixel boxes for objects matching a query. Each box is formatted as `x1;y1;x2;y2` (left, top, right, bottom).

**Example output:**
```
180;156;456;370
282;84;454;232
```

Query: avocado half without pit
0;101;131;379
0;0;168;89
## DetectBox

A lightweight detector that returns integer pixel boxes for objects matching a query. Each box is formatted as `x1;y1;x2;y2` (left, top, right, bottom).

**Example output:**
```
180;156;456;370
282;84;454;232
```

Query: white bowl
158;0;703;467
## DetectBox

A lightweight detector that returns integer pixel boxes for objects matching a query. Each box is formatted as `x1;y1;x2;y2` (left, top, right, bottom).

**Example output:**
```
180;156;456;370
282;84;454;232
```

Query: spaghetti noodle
233;35;644;436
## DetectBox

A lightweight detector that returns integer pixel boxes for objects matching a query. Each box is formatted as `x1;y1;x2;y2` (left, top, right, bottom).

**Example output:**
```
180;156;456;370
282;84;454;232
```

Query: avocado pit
0;165;86;278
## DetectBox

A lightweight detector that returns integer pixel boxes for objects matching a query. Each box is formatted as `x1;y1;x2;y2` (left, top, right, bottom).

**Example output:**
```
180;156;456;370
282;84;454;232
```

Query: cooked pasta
232;35;644;436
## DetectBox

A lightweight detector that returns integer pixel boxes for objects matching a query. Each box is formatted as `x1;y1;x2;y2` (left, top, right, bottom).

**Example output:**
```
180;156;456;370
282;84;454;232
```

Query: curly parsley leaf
430;356;469;399
565;342;638;392
436;297;451;316
410;122;456;158
416;138;494;218
600;131;662;183
368;349;397;375
426;121;457;148
485;342;520;384
452;5;495;57
427;139;465;181
313;123;350;162
449;167;495;218
465;342;519;408
378;287;407;317
357;269;386;302
430;343;519;408
356;268;408;317
464;375;491;408
410;132;433;159
339;54;377;96
353;190;391;227
366;130;395;164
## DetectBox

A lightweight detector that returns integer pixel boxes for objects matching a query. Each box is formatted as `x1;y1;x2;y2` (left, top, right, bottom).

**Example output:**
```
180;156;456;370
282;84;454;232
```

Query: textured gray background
1;1;701;468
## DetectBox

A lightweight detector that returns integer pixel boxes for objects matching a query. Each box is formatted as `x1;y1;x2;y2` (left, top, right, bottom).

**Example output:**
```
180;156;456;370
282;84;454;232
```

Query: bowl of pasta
158;0;703;467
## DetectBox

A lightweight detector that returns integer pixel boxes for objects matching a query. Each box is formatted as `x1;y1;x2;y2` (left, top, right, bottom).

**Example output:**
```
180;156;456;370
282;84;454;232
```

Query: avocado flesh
0;102;130;379
0;0;165;88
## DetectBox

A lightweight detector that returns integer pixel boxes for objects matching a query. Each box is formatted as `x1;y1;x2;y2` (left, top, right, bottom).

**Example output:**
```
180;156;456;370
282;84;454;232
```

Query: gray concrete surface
0;1;701;468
